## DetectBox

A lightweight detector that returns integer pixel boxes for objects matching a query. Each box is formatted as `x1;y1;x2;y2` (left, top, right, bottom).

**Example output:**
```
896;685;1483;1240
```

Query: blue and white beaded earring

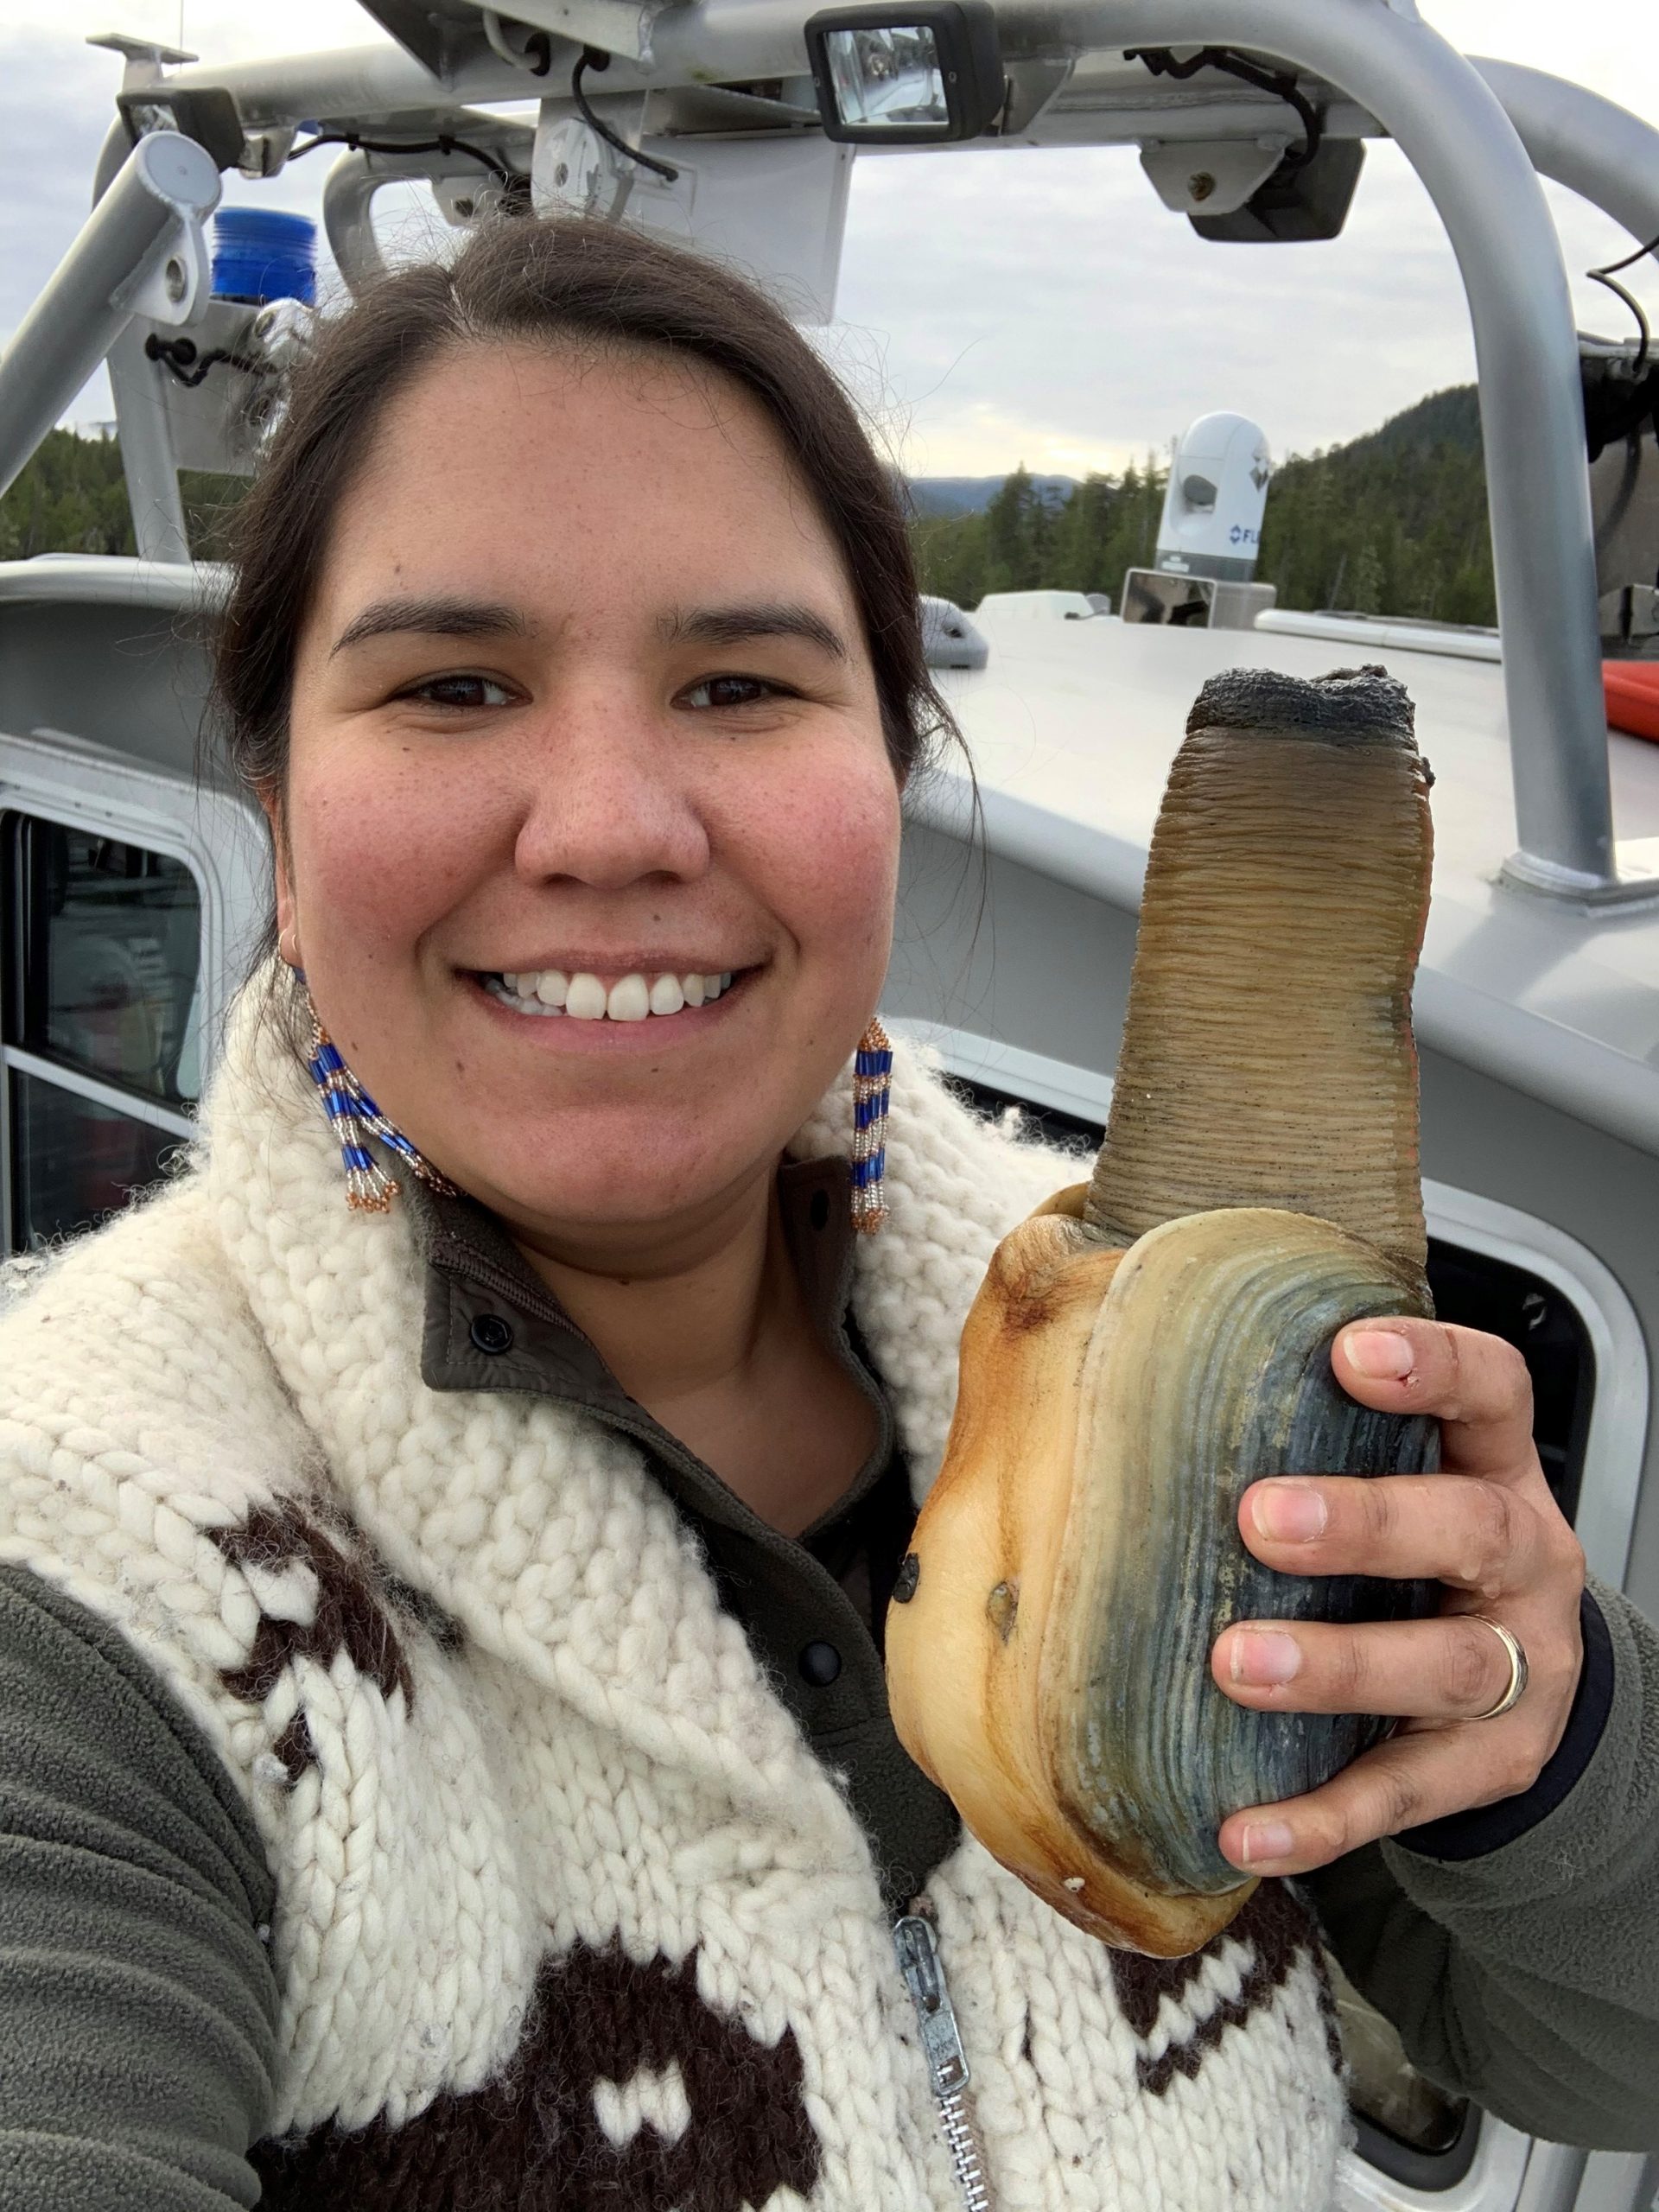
302;988;454;1213
850;1017;893;1235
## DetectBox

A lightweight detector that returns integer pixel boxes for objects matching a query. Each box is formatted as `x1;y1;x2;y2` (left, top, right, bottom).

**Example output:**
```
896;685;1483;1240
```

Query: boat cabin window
3;811;200;1250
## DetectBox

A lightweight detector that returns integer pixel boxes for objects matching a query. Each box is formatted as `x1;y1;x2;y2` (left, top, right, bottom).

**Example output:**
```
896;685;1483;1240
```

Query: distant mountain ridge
906;474;1078;519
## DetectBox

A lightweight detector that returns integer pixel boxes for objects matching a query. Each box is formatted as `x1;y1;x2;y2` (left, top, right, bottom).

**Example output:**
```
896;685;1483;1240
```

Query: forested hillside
3;387;1496;626
0;429;134;560
1256;385;1492;624
910;385;1496;626
0;428;242;563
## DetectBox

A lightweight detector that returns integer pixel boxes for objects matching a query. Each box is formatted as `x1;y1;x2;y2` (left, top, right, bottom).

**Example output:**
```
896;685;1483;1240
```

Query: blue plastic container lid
212;208;317;306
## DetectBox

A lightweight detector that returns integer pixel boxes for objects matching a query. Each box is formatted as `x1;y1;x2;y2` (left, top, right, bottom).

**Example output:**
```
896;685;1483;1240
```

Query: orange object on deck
1605;661;1659;742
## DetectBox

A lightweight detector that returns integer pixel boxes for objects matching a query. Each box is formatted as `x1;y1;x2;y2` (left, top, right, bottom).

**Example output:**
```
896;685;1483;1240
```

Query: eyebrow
330;596;533;656
660;602;849;661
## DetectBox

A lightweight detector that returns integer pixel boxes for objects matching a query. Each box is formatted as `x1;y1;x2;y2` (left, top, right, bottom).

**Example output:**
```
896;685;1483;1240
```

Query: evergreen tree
1051;472;1116;593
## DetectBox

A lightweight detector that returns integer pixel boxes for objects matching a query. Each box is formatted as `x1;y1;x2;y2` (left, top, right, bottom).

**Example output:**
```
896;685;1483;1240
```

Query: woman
0;215;1654;2212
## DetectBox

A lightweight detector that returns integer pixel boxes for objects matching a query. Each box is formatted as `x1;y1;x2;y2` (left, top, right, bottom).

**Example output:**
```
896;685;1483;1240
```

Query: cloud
834;133;1655;476
2;0;1653;473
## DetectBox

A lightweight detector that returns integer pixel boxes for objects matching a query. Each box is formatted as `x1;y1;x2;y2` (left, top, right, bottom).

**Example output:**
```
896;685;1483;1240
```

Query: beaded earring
850;1017;893;1236
302;993;454;1212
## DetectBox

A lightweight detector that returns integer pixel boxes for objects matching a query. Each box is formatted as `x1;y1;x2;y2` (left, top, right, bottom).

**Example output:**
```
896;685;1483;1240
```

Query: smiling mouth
480;966;741;1022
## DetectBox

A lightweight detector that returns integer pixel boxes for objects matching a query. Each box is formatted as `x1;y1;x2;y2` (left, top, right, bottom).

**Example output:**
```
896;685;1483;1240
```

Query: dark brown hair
213;213;952;808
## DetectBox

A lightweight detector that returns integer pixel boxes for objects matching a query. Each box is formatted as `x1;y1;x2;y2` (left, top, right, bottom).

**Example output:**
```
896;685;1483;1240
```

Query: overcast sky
0;0;1653;476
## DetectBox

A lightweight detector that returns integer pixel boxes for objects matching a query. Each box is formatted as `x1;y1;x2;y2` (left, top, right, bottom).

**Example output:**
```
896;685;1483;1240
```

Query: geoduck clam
885;665;1440;1958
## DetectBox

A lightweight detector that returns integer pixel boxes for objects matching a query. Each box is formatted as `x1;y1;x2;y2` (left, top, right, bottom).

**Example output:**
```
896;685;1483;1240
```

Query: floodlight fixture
804;3;1003;145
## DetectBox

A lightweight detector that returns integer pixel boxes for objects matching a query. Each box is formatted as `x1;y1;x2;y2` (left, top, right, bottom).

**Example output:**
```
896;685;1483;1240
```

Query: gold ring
1466;1614;1529;1720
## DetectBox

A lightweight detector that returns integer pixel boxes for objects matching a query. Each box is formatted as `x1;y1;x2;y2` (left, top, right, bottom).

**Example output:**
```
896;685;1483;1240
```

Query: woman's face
276;340;900;1246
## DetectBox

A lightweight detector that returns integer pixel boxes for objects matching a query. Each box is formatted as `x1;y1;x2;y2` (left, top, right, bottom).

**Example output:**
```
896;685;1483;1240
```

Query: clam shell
1049;1205;1438;1897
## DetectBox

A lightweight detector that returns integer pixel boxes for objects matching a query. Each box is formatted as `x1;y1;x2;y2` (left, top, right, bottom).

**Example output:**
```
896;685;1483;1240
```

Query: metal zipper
893;1905;993;2212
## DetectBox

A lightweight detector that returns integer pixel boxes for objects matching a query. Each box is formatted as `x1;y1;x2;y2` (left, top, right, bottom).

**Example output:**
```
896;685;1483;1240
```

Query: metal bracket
491;0;691;66
532;111;639;219
110;209;212;325
1001;57;1074;136
1140;135;1287;215
86;30;199;85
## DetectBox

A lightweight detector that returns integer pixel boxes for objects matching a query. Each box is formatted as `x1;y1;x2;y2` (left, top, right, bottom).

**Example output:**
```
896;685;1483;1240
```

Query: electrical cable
480;7;550;75
1125;45;1323;171
1586;226;1659;377
144;333;270;388
284;128;517;188
570;47;679;184
1591;226;1659;280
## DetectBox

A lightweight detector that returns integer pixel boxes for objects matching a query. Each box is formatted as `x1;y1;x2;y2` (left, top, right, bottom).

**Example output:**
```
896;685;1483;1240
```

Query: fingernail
1230;1629;1302;1685
1251;1482;1327;1541
1345;1328;1414;1379
1238;1821;1296;1867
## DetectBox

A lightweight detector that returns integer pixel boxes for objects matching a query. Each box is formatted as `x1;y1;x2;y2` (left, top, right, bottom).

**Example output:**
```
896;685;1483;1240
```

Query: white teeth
490;973;562;1015
493;966;741;1019
565;973;608;1020
607;974;650;1022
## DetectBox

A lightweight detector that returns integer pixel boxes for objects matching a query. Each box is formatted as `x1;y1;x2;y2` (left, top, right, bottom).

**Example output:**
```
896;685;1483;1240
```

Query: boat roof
930;611;1659;1156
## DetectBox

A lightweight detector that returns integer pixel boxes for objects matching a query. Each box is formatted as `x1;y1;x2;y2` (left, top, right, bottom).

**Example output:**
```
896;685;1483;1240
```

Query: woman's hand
1210;1318;1586;1878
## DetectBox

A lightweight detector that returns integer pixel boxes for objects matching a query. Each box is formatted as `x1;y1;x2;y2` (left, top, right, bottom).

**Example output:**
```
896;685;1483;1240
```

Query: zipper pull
893;1909;971;2098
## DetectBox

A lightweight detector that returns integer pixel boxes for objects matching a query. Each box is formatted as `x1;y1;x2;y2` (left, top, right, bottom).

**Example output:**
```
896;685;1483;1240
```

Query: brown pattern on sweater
209;1504;414;1779
250;1937;822;2210
1109;1880;1337;2094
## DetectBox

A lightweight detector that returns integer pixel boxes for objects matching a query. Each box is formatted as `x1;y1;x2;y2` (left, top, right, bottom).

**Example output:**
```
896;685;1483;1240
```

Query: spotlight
804;3;1003;145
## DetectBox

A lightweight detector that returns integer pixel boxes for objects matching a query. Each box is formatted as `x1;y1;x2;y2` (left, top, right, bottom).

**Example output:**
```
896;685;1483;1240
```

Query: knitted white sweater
0;990;1349;2212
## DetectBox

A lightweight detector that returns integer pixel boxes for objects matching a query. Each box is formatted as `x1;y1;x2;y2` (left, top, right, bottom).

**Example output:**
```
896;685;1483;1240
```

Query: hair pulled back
213;213;950;801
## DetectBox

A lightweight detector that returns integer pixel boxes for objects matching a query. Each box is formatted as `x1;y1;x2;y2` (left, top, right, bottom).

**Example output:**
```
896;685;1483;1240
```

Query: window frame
1;799;208;1249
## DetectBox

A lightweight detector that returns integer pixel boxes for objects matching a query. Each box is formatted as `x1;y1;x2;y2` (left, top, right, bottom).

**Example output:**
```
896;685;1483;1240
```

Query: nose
510;682;710;892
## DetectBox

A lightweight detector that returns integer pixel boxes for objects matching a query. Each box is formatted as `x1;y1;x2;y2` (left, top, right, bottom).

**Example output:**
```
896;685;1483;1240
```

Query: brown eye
402;674;515;710
681;675;785;709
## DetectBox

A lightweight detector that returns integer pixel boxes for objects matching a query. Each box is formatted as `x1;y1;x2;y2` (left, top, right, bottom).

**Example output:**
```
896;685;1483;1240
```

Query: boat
0;6;1655;2204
